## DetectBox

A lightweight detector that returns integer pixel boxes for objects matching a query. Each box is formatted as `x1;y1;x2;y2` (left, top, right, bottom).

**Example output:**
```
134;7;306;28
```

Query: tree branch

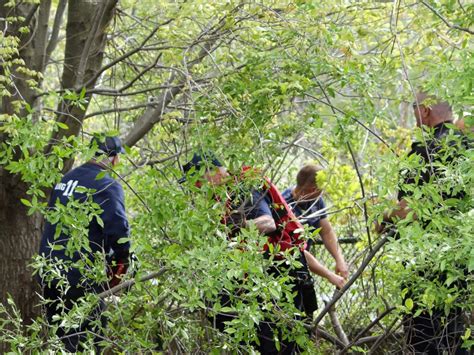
45;0;67;65
23;3;39;26
328;303;349;346
123;38;220;147
83;103;149;119
341;306;396;353
312;235;389;328
82;20;172;89
420;0;474;35
97;268;168;299
75;1;108;88
304;324;346;349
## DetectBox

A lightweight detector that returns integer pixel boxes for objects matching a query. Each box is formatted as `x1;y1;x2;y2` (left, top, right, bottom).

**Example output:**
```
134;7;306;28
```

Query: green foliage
0;0;472;353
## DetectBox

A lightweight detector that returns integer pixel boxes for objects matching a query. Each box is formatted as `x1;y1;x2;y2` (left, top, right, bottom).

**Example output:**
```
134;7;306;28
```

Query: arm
245;190;276;234
101;182;131;286
102;182;131;255
304;250;345;289
319;218;348;279
248;214;276;234
375;199;414;234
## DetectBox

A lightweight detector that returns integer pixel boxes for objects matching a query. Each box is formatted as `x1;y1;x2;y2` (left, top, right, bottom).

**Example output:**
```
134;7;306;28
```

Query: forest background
0;0;472;352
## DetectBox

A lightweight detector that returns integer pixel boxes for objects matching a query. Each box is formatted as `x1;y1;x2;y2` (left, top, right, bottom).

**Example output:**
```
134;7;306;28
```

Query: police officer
38;135;131;351
377;93;471;354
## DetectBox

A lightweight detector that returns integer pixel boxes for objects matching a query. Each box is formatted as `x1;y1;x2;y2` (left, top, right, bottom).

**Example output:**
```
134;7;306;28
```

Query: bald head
413;92;452;127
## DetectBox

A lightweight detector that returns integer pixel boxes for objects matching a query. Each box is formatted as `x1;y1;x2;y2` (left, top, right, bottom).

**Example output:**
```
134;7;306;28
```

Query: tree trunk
0;169;43;335
0;0;117;335
46;0;118;172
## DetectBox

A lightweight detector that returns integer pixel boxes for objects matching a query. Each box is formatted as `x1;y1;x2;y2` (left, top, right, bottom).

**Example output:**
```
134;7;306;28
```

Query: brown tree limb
369;317;402;352
75;1;108;88
123;38;219;147
97;268;168;299
23;3;40;27
115;53;163;93
312;235;389;328
83;103;149;119
355;331;403;346
341;306;396;353
304;92;394;153
82;20;172;89
44;0;118;168
328;303;349;346
304;324;346;349
45;0;67;66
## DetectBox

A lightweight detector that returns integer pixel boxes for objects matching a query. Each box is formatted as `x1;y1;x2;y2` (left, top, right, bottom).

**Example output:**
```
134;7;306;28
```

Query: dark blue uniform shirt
39;162;130;288
245;190;273;220
398;122;469;203
282;186;327;231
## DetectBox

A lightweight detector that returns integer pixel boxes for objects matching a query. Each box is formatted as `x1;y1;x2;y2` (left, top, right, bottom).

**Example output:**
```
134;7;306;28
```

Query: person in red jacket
180;152;344;354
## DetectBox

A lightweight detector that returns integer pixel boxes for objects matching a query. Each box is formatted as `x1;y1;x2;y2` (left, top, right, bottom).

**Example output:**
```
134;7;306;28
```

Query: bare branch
23;3;39;26
420;0;474;35
123;38;220;147
97;268;168;299
45;0;67;65
82;19;172;89
304;92;394;153
341;306;396;353
312;235;389;328
328;303;349;346
304;325;346;349
84;103;148;119
75;1;108;88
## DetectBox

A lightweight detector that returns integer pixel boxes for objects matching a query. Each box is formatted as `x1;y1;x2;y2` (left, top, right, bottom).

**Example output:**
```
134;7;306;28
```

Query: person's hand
108;260;128;288
374;220;385;234
227;210;247;237
327;272;346;289
335;260;349;279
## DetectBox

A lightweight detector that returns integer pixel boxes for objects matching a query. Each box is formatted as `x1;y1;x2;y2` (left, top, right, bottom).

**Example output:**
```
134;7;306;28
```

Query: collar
433;121;452;136
84;162;109;173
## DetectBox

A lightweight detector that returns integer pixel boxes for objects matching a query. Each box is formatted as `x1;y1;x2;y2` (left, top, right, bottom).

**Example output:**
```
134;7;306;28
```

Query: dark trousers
43;285;106;352
212;268;317;354
212;292;300;354
403;306;468;354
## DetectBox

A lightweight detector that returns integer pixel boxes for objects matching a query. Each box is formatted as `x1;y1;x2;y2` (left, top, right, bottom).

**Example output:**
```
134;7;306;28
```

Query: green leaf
224;327;236;334
57;122;69;130
95;171;107;180
79;86;87;99
20;198;32;207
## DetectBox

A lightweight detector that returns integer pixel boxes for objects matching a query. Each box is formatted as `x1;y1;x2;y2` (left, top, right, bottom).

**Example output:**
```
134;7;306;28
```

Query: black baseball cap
178;152;222;183
91;136;125;157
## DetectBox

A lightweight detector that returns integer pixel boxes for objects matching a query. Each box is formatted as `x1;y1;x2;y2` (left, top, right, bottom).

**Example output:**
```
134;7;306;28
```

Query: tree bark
0;169;43;339
0;0;117;335
45;0;118;173
0;4;50;332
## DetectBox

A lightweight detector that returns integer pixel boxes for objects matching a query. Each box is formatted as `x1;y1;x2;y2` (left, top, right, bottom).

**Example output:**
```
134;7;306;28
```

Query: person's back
39;161;129;289
378;93;472;354
37;135;130;352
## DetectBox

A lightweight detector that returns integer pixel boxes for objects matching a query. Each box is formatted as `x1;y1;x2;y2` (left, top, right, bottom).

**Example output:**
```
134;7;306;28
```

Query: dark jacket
39;162;130;288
